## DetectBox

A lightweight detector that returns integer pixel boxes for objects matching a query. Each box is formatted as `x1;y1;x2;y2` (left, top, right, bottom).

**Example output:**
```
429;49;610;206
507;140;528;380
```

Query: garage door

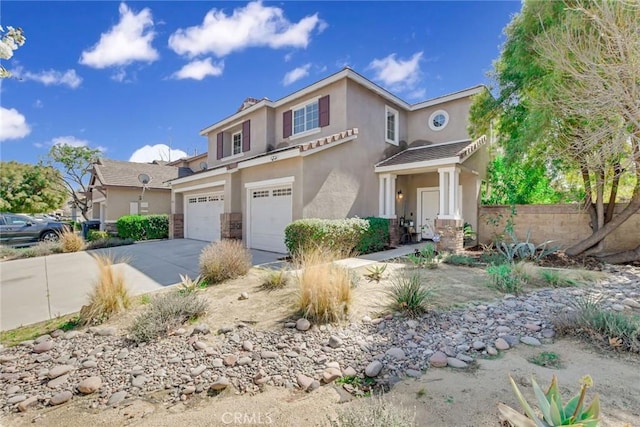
185;193;224;242
249;186;292;253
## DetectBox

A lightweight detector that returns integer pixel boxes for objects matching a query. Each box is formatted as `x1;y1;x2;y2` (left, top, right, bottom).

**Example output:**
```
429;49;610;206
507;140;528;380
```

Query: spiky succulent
498;375;600;427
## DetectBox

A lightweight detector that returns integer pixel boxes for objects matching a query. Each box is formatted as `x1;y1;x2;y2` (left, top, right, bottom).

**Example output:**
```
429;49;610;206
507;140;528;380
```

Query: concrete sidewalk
335;242;426;269
0;240;284;331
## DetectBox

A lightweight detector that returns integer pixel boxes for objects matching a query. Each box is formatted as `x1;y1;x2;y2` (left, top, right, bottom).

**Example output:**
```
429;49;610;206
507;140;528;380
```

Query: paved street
0;239;283;331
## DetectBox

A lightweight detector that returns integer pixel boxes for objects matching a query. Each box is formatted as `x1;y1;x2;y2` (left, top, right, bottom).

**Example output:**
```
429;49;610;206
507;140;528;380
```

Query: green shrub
284;218;369;256
486;263;526;295
87;230;110;241
443;254;477;267
386;272;436;317
406;244;439;269
356;217;390;254
116;214;169;240
199;239;252;284
128;290;208;343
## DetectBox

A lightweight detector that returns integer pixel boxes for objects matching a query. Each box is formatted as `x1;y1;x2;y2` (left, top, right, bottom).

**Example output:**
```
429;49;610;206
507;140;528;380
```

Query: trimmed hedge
284;218;369;255
356;217;390;254
116;214;169;241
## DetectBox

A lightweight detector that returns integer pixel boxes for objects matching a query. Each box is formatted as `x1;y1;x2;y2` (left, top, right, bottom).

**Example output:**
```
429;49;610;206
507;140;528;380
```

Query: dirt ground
2;262;639;427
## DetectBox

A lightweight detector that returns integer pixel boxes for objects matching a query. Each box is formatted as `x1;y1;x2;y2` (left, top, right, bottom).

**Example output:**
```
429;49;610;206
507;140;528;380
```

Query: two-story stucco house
169;68;489;253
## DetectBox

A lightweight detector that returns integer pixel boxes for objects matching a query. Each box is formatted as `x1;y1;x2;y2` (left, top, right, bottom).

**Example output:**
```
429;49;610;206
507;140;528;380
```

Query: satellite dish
138;173;151;185
199;161;208;171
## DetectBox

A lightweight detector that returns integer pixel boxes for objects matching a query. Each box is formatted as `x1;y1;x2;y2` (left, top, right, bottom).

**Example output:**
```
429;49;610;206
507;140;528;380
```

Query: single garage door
185;193;224;242
249;186;292;253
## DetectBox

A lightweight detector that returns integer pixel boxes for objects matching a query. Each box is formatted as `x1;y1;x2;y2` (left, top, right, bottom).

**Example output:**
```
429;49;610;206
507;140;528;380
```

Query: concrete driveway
0;239;284;331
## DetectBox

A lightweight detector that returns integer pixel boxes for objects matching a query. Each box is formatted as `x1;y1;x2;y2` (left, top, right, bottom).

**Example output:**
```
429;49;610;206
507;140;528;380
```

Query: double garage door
185;193;224;242
248;185;292;253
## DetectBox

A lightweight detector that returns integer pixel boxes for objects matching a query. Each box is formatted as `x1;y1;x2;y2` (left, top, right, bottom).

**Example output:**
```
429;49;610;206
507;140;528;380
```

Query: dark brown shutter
216;132;223;160
242;120;251;152
319;95;330;127
283;110;292;139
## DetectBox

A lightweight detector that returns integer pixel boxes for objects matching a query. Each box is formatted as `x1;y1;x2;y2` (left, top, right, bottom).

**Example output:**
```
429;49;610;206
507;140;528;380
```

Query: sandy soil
2;262;639;427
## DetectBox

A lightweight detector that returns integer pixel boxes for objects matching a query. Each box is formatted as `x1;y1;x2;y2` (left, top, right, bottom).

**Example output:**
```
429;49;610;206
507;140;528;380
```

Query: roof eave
375;156;460;173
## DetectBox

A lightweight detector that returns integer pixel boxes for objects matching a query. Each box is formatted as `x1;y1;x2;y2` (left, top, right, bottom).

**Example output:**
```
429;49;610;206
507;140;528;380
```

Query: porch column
437;167;460;220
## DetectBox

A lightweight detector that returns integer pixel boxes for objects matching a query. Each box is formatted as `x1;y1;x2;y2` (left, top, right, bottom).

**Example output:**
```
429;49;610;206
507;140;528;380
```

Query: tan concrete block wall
478;204;640;252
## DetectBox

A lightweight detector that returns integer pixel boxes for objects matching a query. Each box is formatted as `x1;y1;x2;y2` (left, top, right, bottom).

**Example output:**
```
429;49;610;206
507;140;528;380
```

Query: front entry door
418;188;439;239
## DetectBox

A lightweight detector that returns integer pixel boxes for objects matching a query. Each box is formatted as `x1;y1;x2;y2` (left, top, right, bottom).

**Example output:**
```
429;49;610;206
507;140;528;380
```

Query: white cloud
0;107;31;142
80;2;158;69
368;51;424;96
51;136;90;147
15;68;82;88
172;58;224;80
47;135;107;152
282;63;311;86
129;144;187;163
168;1;324;58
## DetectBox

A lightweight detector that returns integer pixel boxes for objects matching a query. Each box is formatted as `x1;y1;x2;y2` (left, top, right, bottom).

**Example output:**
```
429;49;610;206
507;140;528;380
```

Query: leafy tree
0;161;67;213
0;25;26;78
472;0;640;263
47;145;101;220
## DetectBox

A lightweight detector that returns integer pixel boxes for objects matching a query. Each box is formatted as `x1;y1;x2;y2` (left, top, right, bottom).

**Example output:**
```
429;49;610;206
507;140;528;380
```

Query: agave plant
498;375;600;427
364;263;387;282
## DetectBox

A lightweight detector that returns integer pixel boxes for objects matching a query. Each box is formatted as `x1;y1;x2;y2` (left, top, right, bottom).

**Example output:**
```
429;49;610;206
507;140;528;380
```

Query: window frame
232;131;243;155
292;99;320;136
385;105;399;145
428;109;449;131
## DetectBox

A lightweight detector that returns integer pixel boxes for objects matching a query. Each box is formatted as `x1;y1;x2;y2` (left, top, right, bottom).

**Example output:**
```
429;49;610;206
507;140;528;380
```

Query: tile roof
376;140;471;167
93;158;180;189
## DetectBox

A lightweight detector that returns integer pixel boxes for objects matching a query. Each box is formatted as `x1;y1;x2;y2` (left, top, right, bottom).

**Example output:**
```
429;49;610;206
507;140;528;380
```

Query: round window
429;110;449;131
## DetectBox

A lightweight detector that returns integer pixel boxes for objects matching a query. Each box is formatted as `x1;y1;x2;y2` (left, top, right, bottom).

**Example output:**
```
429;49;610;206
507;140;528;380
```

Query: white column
450;167;460;218
378;175;385;217
390;174;397;218
438;168;448;217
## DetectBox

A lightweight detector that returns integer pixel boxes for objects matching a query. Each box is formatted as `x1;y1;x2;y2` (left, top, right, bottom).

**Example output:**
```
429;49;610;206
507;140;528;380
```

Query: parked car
0;213;70;246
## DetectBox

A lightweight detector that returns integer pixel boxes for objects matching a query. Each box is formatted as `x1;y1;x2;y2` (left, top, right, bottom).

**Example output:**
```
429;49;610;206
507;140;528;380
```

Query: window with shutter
319;95;330;127
216;132;224;159
283;110;292;138
242;120;251;152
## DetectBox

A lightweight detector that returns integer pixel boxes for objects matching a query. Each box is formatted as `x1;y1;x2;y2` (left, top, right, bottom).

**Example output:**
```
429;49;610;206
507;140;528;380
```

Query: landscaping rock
131;375;147;388
405;369;422;378
521;336;542;346
7;395;27;405
429;351;448;368
385;347;405;360
328;336;343;348
223;354;238;367
190;365;207;377
50;391;72;406
322;367;342;383
238;292;249;300
494;338;510;351
107;391;127;406
78;376;102;394
242;341;254;351
472;341;486;351
193;341;207;351
342;366;357;377
96;327;116;336
623;298;640;309
33;341;54;354
365;360;383;377
194;324;211;334
17;396;39;412
296;318;311;331
447;357;468;369
48;365;74;379
210;377;230;391
261;351;278;359
62;330;81;340
35;334;52;344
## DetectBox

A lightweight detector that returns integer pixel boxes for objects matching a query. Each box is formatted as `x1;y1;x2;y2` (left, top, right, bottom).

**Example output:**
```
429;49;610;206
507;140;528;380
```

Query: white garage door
249;186;292;253
185;193;224;242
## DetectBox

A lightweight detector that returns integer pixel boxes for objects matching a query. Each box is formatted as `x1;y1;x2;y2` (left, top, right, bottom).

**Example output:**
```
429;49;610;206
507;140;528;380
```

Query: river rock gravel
0;265;638;413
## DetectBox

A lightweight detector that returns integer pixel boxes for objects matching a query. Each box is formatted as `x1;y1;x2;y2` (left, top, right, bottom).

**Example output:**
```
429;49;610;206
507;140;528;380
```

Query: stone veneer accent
221;213;242;240
389;218;400;248
435;218;464;253
170;214;184;239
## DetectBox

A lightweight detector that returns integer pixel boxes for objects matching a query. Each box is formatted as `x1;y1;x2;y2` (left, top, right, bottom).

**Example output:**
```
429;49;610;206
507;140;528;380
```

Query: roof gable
92;158;180;189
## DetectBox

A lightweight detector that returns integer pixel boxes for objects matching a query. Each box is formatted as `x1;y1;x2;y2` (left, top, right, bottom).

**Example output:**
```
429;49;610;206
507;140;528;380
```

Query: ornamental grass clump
386;272;436;317
80;254;131;325
60;229;84;252
199;239;252;285
296;246;352;323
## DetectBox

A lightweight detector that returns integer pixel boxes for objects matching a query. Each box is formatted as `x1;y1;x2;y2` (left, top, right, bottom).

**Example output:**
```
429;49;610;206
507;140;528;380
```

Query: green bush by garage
116;214;169;241
284;217;389;255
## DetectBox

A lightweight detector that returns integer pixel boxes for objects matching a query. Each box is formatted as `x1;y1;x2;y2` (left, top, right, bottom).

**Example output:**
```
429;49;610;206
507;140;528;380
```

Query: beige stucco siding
275;79;348;148
171;173;228;215
206;108;271;168
104;187;171;221
407;98;473;144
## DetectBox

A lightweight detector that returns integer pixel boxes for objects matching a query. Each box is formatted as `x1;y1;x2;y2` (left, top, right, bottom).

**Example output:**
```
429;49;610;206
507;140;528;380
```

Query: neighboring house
89;158;188;232
169;67;489;253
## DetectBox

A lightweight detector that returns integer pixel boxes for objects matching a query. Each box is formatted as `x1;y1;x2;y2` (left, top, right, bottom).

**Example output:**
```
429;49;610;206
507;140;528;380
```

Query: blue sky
0;1;521;165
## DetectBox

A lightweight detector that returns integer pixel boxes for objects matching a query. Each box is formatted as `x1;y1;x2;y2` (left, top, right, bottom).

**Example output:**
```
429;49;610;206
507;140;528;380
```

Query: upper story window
232;132;242;155
293;101;319;135
429;109;449;131
385;106;399;145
